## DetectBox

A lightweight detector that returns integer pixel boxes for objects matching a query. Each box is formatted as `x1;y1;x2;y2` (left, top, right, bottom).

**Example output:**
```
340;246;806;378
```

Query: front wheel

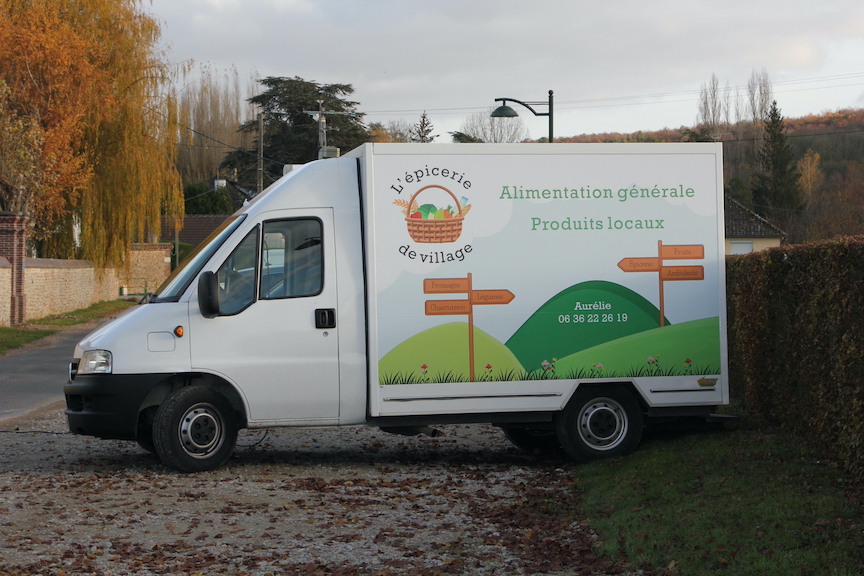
555;385;643;462
153;387;238;473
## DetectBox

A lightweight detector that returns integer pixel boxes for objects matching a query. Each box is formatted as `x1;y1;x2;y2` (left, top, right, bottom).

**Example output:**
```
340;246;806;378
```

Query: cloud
151;0;864;138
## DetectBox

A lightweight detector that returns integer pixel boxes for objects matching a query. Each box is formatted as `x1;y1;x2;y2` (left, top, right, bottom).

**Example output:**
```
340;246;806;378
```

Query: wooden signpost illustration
424;273;514;381
618;241;705;327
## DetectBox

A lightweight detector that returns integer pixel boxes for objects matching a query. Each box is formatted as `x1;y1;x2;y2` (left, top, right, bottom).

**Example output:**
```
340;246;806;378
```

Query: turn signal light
174;326;184;337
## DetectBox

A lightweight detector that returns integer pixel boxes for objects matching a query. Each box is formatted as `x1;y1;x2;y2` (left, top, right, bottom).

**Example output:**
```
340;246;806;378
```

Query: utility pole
304;101;357;159
256;112;264;195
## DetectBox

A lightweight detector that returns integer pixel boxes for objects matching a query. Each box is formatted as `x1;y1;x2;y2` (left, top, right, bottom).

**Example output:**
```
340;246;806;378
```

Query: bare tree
747;68;773;138
698;73;737;141
370;119;414;142
456;106;528;143
176;64;256;186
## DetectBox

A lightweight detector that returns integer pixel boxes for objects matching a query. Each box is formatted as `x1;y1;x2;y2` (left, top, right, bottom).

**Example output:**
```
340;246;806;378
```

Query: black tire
555;385;643;462
501;426;561;453
152;387;238;473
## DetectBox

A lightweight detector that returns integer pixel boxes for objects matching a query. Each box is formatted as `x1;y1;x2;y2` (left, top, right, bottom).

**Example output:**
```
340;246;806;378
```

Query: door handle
315;308;336;329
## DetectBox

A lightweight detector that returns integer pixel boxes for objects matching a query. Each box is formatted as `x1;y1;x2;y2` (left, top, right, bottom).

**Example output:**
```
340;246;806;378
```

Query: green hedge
726;237;864;476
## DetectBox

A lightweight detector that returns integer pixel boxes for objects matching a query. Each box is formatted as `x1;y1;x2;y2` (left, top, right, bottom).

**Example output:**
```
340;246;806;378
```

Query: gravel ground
0;403;638;576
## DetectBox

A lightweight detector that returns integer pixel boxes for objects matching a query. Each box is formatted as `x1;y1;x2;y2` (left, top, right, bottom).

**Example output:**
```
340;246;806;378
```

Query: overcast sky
148;0;864;142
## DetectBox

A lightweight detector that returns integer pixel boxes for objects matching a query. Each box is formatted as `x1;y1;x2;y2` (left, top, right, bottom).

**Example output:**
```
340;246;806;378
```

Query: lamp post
490;90;554;142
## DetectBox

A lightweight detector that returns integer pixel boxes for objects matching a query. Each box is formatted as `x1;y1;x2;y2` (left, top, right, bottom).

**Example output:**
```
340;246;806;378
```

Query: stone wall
0;244;172;326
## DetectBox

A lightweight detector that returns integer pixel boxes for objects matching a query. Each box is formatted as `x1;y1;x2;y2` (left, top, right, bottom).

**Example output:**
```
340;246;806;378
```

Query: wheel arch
555;380;646;462
562;380;648;413
136;373;249;435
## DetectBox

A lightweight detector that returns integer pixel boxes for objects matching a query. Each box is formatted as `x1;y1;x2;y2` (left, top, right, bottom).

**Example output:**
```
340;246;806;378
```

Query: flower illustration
646;355;662;374
541;358;557;377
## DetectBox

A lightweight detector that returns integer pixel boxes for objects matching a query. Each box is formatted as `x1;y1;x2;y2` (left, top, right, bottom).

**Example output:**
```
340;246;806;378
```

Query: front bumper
64;373;168;440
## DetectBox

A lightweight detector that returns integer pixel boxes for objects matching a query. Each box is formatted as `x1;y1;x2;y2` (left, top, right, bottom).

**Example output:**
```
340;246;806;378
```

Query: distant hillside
558;108;864;243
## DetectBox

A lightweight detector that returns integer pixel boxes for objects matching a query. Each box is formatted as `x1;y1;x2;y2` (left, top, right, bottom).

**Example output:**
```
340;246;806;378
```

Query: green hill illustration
552;317;721;378
505;281;667;373
379;316;720;384
379;323;522;384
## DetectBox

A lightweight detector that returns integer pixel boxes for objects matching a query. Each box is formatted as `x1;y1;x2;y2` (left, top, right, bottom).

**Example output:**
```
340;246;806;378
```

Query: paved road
0;324;98;421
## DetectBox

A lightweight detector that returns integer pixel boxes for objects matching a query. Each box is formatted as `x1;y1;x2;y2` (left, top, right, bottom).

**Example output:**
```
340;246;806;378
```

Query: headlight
78;350;112;375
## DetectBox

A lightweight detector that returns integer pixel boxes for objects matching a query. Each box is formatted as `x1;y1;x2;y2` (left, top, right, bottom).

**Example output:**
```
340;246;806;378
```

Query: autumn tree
751;100;800;237
0;80;44;213
795;148;823;239
0;0;103;244
0;0;183;267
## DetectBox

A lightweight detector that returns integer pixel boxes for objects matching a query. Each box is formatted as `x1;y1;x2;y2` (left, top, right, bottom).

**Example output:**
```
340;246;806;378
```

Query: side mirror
198;271;220;318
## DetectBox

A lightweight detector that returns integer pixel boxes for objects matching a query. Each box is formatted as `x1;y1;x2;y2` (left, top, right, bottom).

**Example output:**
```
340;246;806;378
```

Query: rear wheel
153;387;238;473
556;385;643;462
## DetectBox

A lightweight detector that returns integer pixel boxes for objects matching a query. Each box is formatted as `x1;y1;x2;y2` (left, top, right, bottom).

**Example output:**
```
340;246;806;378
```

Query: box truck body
65;143;728;472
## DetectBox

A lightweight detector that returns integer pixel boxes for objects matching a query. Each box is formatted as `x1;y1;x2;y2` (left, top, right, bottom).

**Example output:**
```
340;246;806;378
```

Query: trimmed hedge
727;237;864;477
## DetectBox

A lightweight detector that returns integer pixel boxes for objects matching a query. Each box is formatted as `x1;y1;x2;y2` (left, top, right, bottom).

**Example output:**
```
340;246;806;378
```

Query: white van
66;143;729;472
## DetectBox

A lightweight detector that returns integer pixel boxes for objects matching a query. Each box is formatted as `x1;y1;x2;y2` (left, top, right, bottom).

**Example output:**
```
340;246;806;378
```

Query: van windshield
149;215;247;302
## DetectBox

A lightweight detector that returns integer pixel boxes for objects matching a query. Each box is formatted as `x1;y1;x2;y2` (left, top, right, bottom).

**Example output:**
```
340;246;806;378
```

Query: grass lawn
575;413;864;575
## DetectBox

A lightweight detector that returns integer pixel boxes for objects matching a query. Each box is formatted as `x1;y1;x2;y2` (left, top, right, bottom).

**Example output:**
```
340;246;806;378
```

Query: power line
362;72;864;118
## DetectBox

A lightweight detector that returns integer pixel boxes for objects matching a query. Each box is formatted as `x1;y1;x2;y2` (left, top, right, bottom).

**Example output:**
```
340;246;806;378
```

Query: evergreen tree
751;100;800;236
411;111;437;143
222;76;369;190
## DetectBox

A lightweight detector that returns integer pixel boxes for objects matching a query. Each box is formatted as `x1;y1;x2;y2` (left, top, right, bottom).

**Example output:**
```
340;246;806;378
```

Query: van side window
260;219;323;299
217;227;259;315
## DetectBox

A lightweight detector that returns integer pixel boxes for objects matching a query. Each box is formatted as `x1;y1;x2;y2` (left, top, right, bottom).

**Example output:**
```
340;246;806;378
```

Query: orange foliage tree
0;0;183;267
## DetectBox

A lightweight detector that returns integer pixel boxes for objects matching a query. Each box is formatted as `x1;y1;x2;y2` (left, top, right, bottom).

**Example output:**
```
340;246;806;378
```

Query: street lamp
490;90;554;142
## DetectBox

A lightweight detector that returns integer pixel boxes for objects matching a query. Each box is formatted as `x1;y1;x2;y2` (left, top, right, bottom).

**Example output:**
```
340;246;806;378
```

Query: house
724;196;785;255
161;214;229;248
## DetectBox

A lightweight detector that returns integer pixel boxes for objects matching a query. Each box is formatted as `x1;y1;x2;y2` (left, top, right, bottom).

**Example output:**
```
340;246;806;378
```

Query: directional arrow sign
660;244;705;260
424;277;471;294
618;242;707;327
471;290;515;305
617;257;660;272
423;273;514;381
425;300;472;315
661;266;704;281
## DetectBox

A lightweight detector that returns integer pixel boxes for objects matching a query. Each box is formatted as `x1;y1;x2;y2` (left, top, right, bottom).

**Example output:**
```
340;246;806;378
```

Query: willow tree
0;0;183;267
176;64;257;187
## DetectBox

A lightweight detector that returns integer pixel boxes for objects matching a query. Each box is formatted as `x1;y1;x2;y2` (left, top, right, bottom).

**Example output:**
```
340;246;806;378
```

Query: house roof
161;214;229;247
724;196;785;240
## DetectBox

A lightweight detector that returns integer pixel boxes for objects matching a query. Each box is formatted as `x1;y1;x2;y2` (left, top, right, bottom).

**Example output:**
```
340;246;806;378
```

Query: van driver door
189;209;339;424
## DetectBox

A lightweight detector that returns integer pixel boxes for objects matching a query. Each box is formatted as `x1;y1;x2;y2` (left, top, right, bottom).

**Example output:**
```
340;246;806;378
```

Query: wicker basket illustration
403;185;468;244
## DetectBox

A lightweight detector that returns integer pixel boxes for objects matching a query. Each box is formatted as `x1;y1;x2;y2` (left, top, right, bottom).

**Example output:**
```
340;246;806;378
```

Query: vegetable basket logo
394;184;472;243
